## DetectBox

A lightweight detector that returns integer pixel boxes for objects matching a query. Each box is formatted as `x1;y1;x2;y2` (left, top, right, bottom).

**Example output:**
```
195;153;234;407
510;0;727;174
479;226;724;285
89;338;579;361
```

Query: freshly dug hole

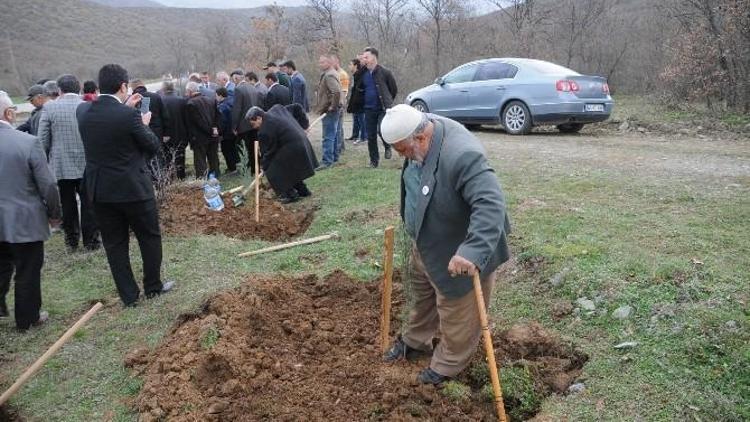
159;186;314;241
127;272;586;421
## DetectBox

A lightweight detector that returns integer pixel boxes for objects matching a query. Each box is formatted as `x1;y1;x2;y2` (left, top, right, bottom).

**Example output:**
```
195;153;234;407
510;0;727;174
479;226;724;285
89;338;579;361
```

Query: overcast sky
156;0;307;7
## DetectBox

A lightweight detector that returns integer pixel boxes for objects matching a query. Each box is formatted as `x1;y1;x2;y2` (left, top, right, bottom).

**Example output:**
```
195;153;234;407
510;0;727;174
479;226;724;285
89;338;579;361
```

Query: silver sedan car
405;58;614;135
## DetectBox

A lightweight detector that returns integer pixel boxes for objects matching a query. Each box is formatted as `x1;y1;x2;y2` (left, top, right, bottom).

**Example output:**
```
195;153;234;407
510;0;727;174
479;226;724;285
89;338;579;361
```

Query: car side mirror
435;77;445;86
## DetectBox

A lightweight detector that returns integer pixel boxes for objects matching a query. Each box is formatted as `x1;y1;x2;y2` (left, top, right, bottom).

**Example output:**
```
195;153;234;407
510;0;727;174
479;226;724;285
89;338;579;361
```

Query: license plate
585;104;605;112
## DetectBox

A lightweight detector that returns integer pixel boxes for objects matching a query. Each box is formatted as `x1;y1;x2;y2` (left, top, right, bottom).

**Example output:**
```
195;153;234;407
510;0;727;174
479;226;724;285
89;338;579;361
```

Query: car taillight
602;83;610;95
556;80;579;92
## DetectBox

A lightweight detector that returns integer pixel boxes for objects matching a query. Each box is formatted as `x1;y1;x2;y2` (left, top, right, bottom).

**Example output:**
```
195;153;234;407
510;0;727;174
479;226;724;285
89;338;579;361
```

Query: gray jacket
37;93;86;180
400;115;511;299
0;123;61;243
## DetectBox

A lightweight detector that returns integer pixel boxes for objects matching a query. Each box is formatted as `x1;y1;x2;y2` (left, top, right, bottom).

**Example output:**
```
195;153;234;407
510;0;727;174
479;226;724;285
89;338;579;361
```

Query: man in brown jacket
315;55;341;169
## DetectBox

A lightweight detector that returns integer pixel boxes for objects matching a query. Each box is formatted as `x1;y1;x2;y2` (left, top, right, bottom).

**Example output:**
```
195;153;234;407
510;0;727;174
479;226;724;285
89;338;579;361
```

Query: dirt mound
128;273;585;421
159;186;314;241
0;406;22;422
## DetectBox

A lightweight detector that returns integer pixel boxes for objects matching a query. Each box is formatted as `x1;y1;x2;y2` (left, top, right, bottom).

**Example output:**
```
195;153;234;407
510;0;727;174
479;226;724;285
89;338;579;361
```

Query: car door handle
496;87;506;90
460;90;469;93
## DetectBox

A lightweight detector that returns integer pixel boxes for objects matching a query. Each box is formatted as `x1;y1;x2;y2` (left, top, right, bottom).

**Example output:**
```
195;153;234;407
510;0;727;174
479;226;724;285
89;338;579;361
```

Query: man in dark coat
185;82;221;178
263;72;291;111
76;64;175;307
17;85;50;136
246;104;318;203
351;46;399;168
160;81;189;179
232;76;264;173
131;79;169;140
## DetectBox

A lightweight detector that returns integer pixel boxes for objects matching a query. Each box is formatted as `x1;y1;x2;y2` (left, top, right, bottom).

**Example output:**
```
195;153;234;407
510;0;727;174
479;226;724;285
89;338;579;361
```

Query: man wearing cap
381;104;512;386
17;85;50;136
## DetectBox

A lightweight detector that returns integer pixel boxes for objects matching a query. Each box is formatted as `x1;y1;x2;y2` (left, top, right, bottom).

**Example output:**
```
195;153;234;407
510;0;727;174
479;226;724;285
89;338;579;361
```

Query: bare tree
415;0;465;78
306;0;343;53
249;5;290;62
487;0;550;56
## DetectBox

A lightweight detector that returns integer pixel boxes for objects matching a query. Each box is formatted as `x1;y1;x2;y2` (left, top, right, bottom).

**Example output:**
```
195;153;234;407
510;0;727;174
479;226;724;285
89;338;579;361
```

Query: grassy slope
1;110;748;420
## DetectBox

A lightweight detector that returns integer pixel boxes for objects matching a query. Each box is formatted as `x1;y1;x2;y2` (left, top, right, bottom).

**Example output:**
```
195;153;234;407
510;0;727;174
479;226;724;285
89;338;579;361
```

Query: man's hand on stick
448;255;477;277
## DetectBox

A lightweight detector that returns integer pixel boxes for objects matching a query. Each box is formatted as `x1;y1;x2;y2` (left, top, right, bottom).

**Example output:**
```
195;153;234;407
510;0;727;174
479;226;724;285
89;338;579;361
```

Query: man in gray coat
37;74;99;251
381;104;512;385
0;91;61;330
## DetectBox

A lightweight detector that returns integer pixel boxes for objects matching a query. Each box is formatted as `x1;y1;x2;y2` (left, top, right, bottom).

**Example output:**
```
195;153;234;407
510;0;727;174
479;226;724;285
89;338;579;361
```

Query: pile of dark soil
0;406;22;422
159;186;314;241
127;272;586;421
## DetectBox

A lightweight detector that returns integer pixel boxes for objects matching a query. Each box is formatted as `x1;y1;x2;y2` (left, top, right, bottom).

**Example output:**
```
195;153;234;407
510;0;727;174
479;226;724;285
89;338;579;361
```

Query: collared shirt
0;119;13;129
99;93;123;103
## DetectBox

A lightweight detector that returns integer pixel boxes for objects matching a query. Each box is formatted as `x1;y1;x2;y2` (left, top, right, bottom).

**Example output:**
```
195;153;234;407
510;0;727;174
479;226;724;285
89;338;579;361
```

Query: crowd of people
1;45;513;389
0;46;401;330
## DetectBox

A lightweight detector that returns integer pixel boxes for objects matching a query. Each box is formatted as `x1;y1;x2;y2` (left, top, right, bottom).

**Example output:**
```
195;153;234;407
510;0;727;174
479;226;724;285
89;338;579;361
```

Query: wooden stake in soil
254;140;260;222
237;232;340;258
0;302;104;406
473;272;507;422
380;226;395;353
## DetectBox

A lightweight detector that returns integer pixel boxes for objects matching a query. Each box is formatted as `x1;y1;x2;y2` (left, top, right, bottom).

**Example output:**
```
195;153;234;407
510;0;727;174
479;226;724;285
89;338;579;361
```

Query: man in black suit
131;79;169;141
232;75;264;172
160;81;188;179
263;72;291;111
185;81;221;178
76;64;174;307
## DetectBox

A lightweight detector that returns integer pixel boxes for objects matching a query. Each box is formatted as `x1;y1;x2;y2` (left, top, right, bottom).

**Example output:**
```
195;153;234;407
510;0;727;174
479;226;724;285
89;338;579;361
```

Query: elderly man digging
382;104;512;385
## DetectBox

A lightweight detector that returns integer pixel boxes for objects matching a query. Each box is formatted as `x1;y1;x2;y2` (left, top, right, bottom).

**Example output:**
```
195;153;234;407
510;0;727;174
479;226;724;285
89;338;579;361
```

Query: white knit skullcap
380;104;424;144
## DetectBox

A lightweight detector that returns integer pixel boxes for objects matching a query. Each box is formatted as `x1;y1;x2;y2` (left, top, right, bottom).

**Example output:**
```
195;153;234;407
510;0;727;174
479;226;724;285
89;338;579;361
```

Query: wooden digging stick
237;232;340;258
254;140;260;223
306;113;327;135
380;226;395;353
473;273;507;422
238;171;265;199
0;302;103;406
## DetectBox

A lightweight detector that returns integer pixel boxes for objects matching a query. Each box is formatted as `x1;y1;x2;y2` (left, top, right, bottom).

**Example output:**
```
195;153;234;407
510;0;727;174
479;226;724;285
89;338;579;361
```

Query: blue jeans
335;108;345;155
351;112;367;139
321;112;339;166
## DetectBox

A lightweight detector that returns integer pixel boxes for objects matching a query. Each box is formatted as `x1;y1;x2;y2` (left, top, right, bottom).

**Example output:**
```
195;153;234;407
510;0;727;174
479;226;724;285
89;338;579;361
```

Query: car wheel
502;101;532;135
411;100;429;113
557;123;585;133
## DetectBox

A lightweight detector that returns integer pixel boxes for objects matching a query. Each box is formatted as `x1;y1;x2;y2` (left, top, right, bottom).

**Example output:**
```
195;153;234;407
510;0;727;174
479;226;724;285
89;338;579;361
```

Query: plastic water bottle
203;173;224;211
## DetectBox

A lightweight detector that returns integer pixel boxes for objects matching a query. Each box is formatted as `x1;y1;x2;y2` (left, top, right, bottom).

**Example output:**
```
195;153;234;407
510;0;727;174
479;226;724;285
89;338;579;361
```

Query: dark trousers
238;131;259;174
192;142;220;179
0;242;44;330
351;112;366;139
57;179;99;249
279;181;311;199
162;138;188;180
220;135;239;172
94;199;163;305
364;109;390;166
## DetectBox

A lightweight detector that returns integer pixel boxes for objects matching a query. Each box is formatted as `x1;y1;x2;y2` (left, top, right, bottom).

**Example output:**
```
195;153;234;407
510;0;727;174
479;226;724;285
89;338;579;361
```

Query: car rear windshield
523;61;579;75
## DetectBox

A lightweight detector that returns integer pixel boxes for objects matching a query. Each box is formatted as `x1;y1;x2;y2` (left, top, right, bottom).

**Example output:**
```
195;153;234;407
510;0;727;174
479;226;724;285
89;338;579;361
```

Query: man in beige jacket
315;55;341;169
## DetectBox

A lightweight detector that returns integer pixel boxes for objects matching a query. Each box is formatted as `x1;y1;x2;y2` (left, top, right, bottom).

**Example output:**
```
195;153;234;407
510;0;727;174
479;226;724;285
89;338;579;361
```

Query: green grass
0;125;748;421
